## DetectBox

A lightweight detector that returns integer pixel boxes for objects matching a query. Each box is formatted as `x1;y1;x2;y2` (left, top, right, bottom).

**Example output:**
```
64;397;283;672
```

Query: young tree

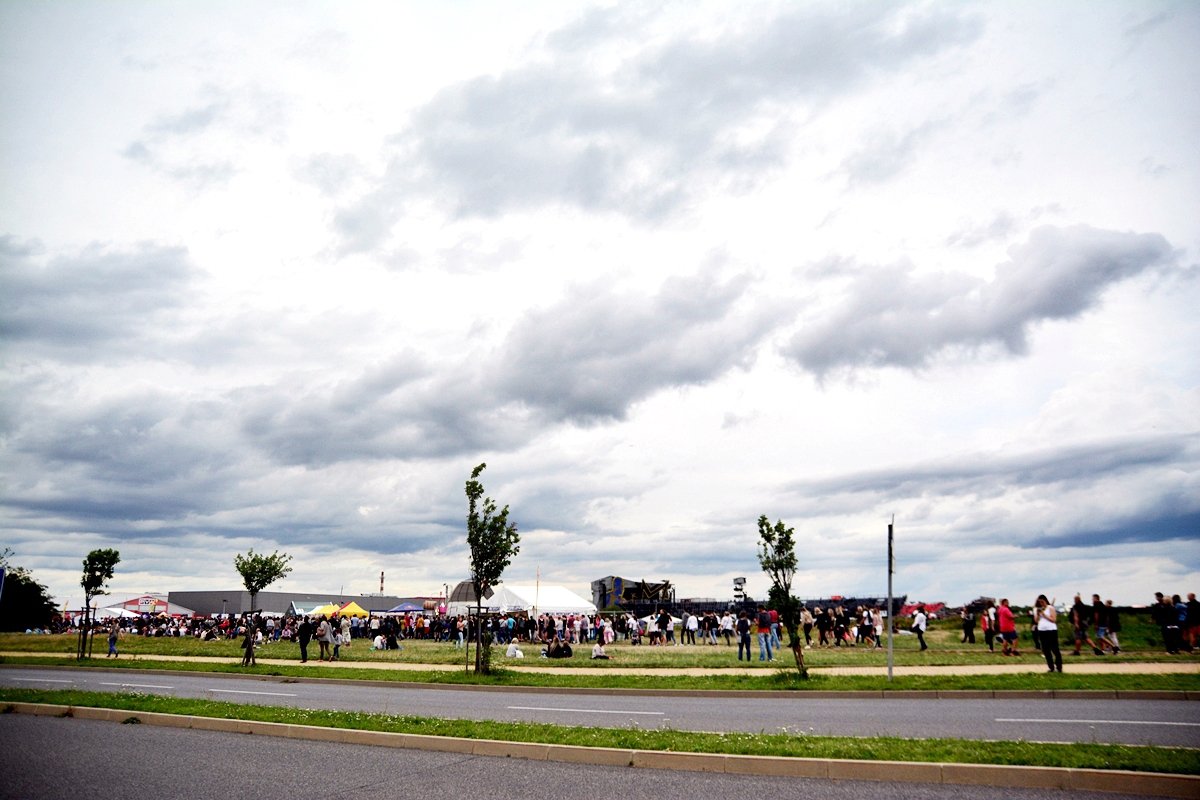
78;548;120;659
233;549;293;613
757;515;807;678
466;462;519;674
0;549;58;632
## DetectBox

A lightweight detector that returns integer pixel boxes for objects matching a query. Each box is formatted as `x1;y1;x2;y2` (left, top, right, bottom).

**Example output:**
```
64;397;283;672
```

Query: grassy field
2;687;1197;775
8;612;1190;669
5;631;1198;693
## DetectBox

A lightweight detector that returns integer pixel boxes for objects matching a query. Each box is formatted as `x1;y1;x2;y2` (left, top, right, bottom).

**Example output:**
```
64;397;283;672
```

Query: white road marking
100;682;174;689
508;705;664;716
996;718;1200;727
209;689;297;697
11;678;73;683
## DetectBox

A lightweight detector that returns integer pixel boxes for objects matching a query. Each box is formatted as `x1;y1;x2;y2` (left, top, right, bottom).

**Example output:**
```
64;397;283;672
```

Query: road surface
0;714;1161;800
3;665;1197;747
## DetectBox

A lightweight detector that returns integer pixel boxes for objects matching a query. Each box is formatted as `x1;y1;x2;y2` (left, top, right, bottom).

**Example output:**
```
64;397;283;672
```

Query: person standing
756;606;774;661
297;616;313;663
912;605;928;651
736;611;752;661
961;607;976;644
1186;593;1200;651
1151;592;1176;653
982;600;996;652
1034;595;1061;672
1172;594;1190;653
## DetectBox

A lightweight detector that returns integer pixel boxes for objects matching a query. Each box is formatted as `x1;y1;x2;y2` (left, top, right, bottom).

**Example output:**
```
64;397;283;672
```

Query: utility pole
887;516;895;682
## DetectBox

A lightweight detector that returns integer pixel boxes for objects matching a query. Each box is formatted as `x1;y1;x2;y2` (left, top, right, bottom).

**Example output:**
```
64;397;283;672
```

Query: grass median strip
1;687;1197;775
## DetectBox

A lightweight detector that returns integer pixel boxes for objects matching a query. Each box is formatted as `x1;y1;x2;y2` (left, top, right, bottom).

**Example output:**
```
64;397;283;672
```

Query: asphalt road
0;714;1159;800
3;665;1198;747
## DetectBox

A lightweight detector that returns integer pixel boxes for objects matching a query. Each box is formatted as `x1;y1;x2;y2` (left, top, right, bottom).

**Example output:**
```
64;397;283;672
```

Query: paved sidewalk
3;651;1197;677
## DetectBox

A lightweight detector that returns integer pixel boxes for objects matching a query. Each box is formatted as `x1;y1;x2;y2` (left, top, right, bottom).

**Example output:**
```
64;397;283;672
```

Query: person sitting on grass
543;636;573;659
591;641;611;660
506;640;524;659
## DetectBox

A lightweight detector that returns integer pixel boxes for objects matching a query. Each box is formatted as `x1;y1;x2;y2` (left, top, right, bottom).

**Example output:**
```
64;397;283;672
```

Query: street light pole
887;516;895;682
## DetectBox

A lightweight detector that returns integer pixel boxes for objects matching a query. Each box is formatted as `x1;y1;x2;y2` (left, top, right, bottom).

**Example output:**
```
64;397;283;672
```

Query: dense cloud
333;3;983;251
784;225;1176;375
0;238;197;359
492;271;775;422
787;435;1196;501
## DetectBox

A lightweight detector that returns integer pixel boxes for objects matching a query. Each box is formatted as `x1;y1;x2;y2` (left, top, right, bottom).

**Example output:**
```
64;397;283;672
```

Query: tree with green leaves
757;515;807;678
0;549;58;632
466;462;519;674
233;549;293;613
78;548;120;659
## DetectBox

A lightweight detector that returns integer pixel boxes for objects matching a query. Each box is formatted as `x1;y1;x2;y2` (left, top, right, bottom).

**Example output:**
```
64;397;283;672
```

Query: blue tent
387;601;425;612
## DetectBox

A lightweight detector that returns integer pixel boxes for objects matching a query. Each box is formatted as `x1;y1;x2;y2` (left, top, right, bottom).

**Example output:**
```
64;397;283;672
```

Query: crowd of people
53;589;1200;670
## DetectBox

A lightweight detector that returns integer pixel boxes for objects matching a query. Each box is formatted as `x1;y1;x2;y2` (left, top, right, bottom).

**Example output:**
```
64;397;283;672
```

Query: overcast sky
2;1;1197;612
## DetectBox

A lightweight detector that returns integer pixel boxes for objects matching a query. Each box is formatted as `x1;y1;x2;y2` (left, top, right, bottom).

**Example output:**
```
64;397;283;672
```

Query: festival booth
309;602;342;617
337;601;369;617
387;601;425;613
453;584;596;617
97;607;140;619
111;594;196;617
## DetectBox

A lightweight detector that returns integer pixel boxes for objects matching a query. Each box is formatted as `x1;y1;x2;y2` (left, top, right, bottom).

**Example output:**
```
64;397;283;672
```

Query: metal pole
887;517;894;682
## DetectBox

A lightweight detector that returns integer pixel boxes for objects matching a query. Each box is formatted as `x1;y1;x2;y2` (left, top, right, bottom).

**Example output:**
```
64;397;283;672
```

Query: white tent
97;606;139;619
452;584;596;616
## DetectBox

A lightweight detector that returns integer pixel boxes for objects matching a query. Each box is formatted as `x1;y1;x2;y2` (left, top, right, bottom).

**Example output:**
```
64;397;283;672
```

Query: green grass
3;653;1197;693
1;687;1196;775
5;623;1187;669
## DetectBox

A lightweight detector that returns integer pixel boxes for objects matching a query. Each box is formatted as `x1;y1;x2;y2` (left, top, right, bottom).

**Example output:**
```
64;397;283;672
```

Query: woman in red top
997;598;1020;656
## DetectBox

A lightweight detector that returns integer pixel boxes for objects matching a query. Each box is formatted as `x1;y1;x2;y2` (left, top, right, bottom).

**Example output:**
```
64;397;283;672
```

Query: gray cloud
233;270;777;464
783;225;1176;375
775;434;1200;555
492;271;775;423
332;4;983;250
0;239;197;359
787;435;1195;502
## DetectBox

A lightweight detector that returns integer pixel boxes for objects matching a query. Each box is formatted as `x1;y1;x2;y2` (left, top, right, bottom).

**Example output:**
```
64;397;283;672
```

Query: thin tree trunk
791;639;807;678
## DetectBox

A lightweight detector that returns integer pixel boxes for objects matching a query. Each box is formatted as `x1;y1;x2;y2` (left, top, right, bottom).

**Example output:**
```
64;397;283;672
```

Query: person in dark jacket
297;616;313;663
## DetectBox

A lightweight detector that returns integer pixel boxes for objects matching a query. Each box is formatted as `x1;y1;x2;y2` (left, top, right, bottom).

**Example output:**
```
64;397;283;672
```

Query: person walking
997;598;1020;656
106;620;121;658
1034;595;1062;672
240;622;257;667
912;605;928;651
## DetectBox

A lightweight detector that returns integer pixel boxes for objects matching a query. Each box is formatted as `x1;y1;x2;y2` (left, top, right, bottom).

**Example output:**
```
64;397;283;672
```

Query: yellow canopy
311;603;341;617
338;601;369;617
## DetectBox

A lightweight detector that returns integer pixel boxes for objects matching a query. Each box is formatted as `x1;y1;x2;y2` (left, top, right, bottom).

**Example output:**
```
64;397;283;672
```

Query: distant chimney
380;571;384;594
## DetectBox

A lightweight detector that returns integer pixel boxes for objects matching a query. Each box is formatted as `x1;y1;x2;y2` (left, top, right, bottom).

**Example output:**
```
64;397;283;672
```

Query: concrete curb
2;662;1196;700
4;702;1196;798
